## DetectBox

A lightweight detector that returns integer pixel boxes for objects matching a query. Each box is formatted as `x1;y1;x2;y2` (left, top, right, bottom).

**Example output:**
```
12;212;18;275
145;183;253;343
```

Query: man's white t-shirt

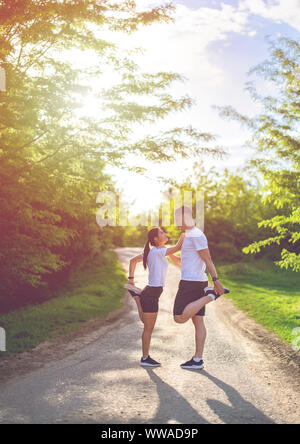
142;247;168;287
181;226;208;282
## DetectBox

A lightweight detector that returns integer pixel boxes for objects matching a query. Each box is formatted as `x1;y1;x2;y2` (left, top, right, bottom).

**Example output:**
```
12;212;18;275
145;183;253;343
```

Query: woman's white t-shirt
142;247;168;287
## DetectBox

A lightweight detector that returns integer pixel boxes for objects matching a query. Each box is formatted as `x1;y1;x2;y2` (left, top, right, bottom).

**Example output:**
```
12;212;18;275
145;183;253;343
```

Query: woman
125;227;185;367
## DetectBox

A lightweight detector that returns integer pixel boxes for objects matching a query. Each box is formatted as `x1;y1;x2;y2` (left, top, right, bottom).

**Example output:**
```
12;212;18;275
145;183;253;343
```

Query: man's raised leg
174;295;213;324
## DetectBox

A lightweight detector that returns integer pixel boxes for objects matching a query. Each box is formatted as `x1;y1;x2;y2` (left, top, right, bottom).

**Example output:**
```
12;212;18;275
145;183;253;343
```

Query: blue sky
103;0;300;213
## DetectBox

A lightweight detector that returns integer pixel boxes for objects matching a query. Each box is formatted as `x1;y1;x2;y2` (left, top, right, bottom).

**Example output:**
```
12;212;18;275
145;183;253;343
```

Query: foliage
216;37;300;271
158;164;283;262
0;0;222;306
0;250;127;353
218;259;300;347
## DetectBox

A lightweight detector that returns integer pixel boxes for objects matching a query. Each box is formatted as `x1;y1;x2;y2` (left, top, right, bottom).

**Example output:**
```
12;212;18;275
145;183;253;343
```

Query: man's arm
198;248;225;295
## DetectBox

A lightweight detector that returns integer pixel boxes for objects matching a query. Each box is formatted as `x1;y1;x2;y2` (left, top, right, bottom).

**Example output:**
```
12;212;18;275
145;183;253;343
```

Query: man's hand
128;278;135;285
198;248;224;295
214;280;225;296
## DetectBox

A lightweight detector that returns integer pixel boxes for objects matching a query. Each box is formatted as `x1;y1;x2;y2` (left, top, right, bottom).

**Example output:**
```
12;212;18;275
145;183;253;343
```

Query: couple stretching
124;206;229;370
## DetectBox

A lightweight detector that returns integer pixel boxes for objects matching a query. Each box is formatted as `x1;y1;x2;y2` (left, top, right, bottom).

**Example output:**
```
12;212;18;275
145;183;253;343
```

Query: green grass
0;251;127;356
168;254;300;347
218;259;300;347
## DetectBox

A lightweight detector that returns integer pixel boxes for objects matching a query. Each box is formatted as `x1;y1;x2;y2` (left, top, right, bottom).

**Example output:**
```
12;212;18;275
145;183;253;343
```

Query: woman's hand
178;232;185;246
128;278;135;285
168;254;181;267
165;233;186;255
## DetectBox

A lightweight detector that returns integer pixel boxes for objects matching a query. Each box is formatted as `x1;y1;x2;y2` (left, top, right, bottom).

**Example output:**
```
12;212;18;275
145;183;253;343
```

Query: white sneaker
204;286;230;300
124;283;142;296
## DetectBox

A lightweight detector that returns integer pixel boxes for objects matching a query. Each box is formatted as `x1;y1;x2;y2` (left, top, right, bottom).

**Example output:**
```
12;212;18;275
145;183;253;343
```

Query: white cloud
239;0;300;31
125;3;250;87
100;1;300;213
134;0;171;10
106;2;258;157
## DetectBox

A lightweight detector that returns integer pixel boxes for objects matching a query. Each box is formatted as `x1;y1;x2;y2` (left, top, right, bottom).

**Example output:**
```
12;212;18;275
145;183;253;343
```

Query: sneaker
140;356;161;367
124;283;142;297
180;358;204;369
204;286;230;300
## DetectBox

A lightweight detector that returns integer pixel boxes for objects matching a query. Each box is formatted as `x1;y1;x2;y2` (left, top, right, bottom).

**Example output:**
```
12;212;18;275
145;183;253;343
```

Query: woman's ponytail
143;227;159;270
143;240;150;270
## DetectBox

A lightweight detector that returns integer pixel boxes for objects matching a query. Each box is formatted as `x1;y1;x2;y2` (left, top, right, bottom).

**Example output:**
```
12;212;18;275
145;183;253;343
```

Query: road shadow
144;368;210;424
182;369;275;424
0;336;276;424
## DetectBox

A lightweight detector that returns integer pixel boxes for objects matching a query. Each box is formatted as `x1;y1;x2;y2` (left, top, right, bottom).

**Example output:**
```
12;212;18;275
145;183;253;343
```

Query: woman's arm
168;253;181;267
128;254;143;284
165;233;185;255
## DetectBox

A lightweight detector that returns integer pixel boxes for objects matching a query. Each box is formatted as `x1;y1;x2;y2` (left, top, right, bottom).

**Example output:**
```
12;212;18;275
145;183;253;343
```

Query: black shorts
140;285;163;313
173;280;208;317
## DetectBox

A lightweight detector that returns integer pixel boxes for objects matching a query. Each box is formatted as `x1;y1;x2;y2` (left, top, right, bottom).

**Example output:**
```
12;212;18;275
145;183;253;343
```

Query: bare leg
133;296;144;323
142;312;158;359
192;315;206;359
174;295;213;324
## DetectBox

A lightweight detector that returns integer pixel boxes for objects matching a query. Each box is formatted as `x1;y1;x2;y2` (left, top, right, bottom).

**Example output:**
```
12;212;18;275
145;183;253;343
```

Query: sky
93;0;300;214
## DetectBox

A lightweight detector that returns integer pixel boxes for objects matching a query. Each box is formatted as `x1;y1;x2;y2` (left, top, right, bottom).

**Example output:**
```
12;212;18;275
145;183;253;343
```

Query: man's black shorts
140;285;163;313
173;280;208;317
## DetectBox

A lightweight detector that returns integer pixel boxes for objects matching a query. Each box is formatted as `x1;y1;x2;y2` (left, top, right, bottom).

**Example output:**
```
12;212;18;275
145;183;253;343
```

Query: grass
218;259;300;347
168;254;300;348
0;251;127;356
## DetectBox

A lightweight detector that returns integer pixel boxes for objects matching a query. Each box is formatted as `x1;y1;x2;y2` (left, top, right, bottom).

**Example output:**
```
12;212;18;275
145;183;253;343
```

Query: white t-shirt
181;226;208;282
142;246;168;287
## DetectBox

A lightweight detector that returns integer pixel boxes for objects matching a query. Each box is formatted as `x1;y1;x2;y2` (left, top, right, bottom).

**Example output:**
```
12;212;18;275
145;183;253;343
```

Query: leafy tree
216;37;300;271
157;163;282;262
0;0;223;308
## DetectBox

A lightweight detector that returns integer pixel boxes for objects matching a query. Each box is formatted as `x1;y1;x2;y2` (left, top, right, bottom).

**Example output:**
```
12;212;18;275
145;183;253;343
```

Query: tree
159;164;280;263
216;37;300;271
0;1;223;306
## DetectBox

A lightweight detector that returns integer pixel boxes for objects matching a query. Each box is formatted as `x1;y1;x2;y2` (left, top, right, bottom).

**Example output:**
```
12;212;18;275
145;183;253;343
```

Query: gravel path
0;248;299;424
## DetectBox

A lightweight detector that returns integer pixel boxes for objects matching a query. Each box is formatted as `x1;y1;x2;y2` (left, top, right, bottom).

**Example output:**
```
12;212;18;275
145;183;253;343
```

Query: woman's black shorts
140;285;163;313
173;280;208;317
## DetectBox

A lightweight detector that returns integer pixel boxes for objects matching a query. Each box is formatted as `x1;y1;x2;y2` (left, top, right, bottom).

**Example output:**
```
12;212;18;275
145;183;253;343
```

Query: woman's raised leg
133;296;144;323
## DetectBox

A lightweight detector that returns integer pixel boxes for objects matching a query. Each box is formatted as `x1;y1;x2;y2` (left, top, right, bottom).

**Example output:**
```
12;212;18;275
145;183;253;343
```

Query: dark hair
143;227;159;270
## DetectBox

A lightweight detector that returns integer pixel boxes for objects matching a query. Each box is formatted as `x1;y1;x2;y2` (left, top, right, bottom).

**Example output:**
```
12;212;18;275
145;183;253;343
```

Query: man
173;205;225;370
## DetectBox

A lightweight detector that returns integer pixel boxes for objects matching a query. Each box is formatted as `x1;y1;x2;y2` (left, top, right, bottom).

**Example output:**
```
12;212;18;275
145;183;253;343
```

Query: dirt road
0;248;299;424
